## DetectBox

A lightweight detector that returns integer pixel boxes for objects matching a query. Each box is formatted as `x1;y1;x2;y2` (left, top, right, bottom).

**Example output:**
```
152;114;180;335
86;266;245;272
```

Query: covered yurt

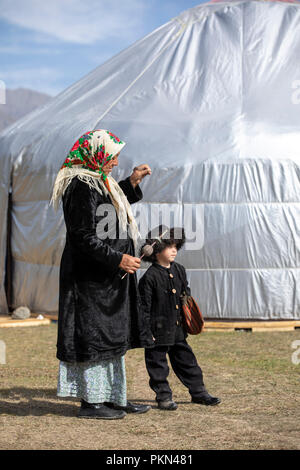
0;0;299;319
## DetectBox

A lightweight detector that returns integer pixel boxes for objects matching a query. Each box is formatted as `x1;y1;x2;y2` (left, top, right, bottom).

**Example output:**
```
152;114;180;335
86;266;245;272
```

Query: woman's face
102;152;120;175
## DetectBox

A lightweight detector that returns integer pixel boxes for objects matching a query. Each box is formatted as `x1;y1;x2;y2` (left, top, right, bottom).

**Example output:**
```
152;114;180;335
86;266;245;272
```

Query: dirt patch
0;325;299;449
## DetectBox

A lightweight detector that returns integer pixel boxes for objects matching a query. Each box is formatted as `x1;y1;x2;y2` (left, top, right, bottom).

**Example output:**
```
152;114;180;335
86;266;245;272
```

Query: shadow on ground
0;388;169;417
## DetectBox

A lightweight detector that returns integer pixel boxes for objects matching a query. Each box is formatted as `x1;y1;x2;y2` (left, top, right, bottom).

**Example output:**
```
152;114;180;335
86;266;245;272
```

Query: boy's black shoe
157;400;178;411
191;392;221;406
77;399;126;419
107;401;151;414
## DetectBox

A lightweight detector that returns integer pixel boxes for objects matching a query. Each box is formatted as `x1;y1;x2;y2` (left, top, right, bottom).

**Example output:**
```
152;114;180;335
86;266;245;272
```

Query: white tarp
0;0;299;318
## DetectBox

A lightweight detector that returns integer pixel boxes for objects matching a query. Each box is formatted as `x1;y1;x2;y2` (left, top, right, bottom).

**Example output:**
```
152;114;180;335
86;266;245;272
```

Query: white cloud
0;67;63;95
0;0;148;44
0;45;62;54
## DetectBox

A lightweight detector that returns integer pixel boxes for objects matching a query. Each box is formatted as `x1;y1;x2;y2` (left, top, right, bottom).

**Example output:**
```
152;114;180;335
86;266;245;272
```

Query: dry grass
0;323;299;450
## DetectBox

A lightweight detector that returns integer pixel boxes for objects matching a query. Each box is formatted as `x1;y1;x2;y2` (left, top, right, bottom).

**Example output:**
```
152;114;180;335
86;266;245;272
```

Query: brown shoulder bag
175;264;204;335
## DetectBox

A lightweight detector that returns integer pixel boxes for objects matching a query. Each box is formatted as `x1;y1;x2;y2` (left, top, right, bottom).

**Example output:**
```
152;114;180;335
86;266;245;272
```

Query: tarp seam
92;21;187;128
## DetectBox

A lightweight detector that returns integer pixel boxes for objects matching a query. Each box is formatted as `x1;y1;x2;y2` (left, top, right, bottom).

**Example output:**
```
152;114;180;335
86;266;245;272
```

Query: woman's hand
119;254;141;273
129;164;151;187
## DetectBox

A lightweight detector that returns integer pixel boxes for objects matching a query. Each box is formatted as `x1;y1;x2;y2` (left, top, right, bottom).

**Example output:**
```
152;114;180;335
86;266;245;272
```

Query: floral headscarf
61;129;126;192
50;129;141;256
50;129;126;209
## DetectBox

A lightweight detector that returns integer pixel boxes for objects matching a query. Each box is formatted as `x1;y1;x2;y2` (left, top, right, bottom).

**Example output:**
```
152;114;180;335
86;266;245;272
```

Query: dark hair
139;224;186;263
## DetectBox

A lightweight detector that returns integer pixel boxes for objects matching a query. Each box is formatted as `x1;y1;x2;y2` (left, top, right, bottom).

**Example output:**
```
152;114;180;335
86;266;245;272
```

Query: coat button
172;288;176;294
176;320;179;325
169;273;174;278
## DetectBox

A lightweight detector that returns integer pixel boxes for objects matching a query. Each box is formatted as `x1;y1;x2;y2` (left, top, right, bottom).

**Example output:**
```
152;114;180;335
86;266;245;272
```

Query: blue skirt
57;355;127;406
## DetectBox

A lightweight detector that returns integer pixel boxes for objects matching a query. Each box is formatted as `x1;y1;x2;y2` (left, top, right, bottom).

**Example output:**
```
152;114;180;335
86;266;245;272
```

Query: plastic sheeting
0;0;299;318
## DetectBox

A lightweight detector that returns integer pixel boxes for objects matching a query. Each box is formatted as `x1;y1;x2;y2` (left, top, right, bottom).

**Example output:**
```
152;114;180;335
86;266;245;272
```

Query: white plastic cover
0;0;299;318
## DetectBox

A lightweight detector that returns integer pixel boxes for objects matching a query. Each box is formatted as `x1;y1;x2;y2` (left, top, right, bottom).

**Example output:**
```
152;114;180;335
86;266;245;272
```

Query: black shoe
107;401;151;414
77;399;126;419
191;392;221;406
157;400;178;411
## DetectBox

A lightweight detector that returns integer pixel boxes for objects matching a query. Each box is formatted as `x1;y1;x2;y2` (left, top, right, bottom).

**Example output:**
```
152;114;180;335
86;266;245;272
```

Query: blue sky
0;0;207;96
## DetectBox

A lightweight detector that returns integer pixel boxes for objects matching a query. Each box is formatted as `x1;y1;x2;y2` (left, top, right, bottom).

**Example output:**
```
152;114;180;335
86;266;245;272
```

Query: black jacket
56;175;154;363
138;261;191;346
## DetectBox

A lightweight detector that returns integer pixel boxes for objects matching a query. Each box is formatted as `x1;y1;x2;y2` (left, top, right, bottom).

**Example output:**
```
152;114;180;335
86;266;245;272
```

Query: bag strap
174;263;188;296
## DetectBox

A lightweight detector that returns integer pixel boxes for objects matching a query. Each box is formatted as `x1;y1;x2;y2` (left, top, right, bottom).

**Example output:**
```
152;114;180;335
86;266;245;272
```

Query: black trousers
144;338;206;402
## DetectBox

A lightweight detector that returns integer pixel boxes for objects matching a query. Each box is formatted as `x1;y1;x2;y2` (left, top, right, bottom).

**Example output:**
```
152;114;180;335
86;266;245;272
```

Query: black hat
139;224;186;263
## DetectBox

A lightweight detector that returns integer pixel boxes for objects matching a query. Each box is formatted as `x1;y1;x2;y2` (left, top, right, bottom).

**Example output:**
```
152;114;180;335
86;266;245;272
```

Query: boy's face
156;243;178;264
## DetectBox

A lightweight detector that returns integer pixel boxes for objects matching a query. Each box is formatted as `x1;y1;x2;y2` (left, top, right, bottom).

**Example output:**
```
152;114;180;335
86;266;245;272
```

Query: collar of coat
153;261;175;272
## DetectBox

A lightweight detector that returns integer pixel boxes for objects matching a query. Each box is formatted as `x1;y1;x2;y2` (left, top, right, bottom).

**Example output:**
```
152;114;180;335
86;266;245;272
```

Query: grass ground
0;323;299;450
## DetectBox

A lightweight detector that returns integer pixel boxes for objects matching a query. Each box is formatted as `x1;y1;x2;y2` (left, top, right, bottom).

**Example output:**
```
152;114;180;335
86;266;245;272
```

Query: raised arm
119;164;151;204
118;176;143;204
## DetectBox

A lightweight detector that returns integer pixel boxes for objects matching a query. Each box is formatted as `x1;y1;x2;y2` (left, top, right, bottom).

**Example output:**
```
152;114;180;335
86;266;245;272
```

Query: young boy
138;225;221;410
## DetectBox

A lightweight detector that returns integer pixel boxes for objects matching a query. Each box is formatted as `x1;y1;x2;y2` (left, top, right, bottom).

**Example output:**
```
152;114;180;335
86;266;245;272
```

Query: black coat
56;175;154;363
138;261;191;346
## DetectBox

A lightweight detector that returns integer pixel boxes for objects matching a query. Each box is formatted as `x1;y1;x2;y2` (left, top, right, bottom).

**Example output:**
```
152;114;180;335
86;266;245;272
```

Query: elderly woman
50;129;153;419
